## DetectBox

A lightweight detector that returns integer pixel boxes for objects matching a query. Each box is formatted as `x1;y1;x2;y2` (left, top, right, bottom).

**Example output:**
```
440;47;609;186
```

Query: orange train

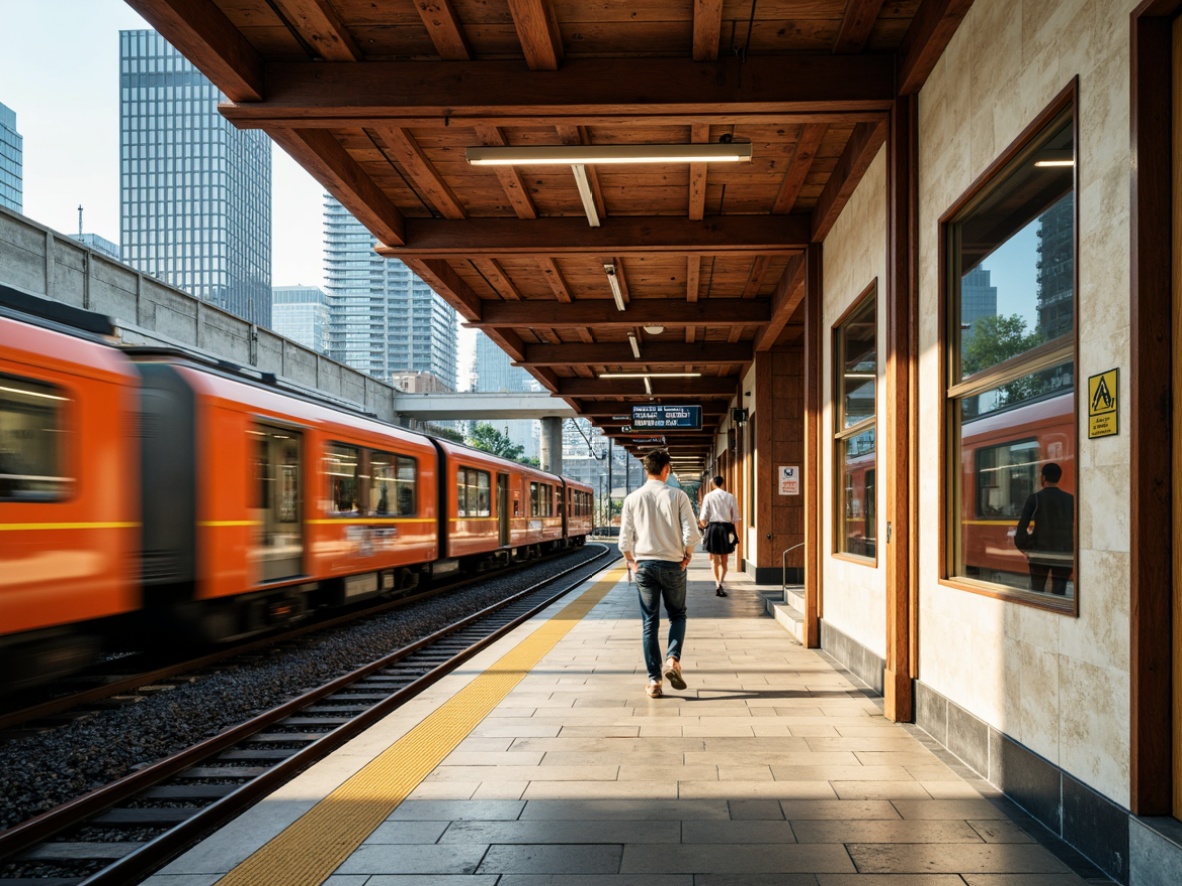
0;288;593;687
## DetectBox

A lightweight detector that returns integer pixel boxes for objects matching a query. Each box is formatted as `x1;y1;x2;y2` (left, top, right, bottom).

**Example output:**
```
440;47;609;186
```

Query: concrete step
769;600;804;645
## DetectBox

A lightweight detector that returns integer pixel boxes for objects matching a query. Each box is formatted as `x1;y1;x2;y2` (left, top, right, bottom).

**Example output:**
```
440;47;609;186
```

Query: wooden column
803;243;823;647
884;93;918;722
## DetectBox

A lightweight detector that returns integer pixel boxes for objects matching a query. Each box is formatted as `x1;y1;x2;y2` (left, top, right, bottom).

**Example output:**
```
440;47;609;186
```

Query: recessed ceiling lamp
643;325;665;335
604;263;625;311
465;143;753;166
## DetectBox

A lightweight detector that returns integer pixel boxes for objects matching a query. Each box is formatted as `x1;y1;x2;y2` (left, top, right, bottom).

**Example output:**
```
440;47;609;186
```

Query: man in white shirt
618;450;702;699
698;475;739;596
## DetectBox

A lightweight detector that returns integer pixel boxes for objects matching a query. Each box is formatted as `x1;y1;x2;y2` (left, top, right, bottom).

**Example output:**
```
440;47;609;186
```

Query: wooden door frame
1130;0;1178;817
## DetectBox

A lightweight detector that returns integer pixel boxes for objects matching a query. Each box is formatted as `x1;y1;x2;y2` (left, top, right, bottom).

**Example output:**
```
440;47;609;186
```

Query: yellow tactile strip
215;567;624;886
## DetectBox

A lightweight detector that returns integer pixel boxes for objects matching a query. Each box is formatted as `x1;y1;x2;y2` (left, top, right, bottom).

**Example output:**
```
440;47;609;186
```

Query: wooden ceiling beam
833;0;888;54
538;257;573;303
522;342;752;366
898;0;977;95
472;258;523;300
220;56;896;125
688;122;711;221
687;256;701;303
473;298;769;328
557;377;738;397
414;0;473;60
124;0;263;101
272;0;362;61
507;0;564;71
754;253;807;352
811;119;889;242
474;125;538;219
692;0;724;61
370;127;467;220
773;124;827;214
403;258;484;322
374;215;810;257
269;128;405;246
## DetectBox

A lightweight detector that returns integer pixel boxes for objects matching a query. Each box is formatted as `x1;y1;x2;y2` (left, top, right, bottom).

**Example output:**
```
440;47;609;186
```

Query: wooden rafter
833;0;888;54
538;257;573;303
741;256;771;299
272;0;361;61
370;128;466;220
898;0;977;95
474;125;538;220
507;0;564;71
693;0;724;61
414;0;472;60
811;119;889;242
472;258;522;300
687;256;701;303
472;299;769;329
403;258;484;323
557;377;736;397
773;124;828;214
522;341;751;367
688;122;711;221
754;253;807;352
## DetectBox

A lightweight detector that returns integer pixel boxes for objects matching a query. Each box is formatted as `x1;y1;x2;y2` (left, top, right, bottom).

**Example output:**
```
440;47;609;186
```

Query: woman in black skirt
698;475;738;595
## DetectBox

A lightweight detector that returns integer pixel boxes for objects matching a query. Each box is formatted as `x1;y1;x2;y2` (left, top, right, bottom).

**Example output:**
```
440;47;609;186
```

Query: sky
0;0;325;289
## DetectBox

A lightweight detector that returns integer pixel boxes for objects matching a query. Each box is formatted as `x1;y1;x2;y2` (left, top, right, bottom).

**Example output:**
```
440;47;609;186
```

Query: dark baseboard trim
911;680;1182;885
749;564;800;585
818;620;885;695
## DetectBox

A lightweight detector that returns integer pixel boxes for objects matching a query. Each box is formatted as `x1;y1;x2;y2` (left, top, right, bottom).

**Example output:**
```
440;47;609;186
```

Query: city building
271;285;330;354
472;330;538;461
118;30;271;327
74;232;121;261
323;196;456;391
0;101;22;212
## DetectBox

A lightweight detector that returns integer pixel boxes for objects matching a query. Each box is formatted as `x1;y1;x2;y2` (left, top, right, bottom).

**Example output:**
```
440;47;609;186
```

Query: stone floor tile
815;876;966;885
497;877;692;886
620;843;856;874
336;844;489;875
472;781;528;799
891;798;1011;820
387;799;525;820
442;751;545;766
959;875;1094;885
770;765;916;782
831;781;936;800
440;818;680;844
967;819;1039;843
791;818;983;843
521;779;679;800
675;877;818;886
405;781;478;800
728;799;786;820
716;765;774;781
476;843;623;874
846;842;1073;874
680;780;839;800
780;799;904;821
617;764;721;781
364;878;499;886
921;780;991;799
428;764;619;782
365;819;450;843
519;799;730;820
681;820;799;843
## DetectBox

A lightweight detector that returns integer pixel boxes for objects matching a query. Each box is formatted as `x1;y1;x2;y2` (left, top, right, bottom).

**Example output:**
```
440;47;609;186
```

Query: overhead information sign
632;404;702;430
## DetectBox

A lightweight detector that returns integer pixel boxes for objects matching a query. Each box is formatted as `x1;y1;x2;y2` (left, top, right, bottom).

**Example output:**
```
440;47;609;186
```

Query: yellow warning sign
1087;368;1118;438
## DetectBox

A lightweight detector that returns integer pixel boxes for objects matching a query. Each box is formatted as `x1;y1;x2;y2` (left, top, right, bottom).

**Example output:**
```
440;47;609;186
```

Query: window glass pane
324;444;360;516
955;113;1074;381
0;375;69;501
370;452;395;515
838;298;876;428
838;429;876;557
395;456;416;516
477;471;490;517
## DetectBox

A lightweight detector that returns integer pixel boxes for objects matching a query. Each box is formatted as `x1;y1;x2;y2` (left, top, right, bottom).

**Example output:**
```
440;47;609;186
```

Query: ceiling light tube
466;143;753;166
604;263;625;311
598;372;702;379
627;332;641;359
572;164;600;227
644;377;653;395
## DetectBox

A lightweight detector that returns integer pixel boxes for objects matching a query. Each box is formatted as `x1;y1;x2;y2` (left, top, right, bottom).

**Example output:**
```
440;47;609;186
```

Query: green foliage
962;313;1046;407
431;426;466;444
466;423;525;461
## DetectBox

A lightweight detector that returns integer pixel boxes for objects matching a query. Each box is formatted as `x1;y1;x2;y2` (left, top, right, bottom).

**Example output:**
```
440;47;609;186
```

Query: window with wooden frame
833;286;877;560
943;86;1077;607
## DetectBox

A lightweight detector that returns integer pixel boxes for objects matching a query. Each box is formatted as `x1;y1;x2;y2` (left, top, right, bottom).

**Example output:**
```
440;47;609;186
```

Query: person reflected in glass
1013;462;1074;595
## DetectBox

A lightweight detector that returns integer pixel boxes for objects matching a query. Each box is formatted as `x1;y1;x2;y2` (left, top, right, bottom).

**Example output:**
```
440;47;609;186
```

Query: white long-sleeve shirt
618;478;702;563
699;487;738;524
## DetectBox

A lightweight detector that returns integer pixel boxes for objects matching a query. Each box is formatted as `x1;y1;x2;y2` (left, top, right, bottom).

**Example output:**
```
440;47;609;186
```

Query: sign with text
1087;368;1118;439
778;465;800;495
631;404;702;429
630;436;666;445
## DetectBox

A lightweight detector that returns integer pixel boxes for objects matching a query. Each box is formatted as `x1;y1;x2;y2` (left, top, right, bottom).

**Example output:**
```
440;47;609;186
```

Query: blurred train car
959;390;1074;586
1;287;594;687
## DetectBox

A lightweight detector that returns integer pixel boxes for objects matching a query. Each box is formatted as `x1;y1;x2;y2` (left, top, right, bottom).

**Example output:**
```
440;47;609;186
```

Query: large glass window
458;467;491;517
0;375;70;501
945;95;1076;603
324;444;360;516
370;452;416;516
833;290;877;559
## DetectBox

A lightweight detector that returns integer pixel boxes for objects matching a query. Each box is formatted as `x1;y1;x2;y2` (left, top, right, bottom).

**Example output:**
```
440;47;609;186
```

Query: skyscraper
323;196;457;390
0;102;22;212
473;330;538;460
272;285;330;354
119;30;271;327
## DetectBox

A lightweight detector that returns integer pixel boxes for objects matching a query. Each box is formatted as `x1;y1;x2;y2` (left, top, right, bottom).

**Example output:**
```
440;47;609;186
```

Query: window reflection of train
0;290;594;688
959;390;1074;586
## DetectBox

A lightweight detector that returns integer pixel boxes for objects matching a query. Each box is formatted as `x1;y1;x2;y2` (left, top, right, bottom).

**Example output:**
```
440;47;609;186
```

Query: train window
458;467;490;517
0;375;70;502
324;444;361;516
371;452;417;517
833;289;877;560
530;481;539;517
944;90;1076;603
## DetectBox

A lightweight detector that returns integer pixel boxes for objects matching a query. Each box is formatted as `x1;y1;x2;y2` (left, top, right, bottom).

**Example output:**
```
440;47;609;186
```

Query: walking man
698;475;739;596
618;450;702;698
1013;461;1074;595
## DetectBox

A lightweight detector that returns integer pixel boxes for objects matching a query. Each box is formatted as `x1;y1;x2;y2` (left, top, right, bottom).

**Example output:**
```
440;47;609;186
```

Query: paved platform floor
144;560;1114;885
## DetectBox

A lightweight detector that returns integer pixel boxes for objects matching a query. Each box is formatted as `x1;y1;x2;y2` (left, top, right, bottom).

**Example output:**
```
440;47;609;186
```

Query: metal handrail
782;543;805;593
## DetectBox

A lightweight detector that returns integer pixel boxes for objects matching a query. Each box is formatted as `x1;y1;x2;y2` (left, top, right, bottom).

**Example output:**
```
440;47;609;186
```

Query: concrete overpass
393;392;575;421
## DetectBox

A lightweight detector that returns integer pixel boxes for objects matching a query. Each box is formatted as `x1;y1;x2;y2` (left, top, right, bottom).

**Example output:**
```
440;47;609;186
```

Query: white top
618;478;702;563
699;487;738;524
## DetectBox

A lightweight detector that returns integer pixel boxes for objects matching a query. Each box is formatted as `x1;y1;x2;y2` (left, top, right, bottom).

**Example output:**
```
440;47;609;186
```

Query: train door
252;424;303;581
496;473;510;546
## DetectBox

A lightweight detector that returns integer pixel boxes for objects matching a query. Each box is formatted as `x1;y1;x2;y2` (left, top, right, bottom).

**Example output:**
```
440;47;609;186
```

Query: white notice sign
778;465;800;496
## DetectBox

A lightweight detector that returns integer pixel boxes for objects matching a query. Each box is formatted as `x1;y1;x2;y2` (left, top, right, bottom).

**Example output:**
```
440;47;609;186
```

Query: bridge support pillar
539;417;563;474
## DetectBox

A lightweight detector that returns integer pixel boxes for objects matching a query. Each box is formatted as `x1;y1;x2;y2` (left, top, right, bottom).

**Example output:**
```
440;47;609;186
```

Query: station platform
143;561;1107;886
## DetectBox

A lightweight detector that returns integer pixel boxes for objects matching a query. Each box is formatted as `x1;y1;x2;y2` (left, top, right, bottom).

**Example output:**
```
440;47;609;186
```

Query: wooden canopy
127;0;968;467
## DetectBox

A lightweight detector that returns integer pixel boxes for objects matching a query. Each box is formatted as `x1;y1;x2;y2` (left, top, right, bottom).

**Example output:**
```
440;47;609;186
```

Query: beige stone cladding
821;147;889;661
915;0;1134;806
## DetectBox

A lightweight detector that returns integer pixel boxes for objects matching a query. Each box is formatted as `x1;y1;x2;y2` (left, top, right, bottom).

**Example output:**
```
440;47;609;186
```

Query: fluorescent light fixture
572;163;600;227
604;263;626;311
1034;159;1074;167
1034;149;1074;168
627;332;641;359
466;143;753;166
598;372;702;379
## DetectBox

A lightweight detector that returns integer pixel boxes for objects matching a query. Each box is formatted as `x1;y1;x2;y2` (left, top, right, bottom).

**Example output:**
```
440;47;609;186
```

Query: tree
466;423;525;461
431;426;465;444
961;313;1045;407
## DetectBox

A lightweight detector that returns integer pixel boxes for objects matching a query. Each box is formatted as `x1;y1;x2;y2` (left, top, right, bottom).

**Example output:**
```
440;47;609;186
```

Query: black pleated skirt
703;521;736;554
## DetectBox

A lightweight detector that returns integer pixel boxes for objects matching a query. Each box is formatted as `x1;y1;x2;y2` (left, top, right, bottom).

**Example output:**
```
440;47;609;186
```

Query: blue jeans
635;560;687;681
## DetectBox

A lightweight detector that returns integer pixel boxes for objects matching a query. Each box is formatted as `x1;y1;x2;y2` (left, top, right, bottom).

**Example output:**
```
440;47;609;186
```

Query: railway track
0;546;614;885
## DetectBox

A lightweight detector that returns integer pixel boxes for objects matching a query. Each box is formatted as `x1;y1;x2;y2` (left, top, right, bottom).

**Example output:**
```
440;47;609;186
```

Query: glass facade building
323;196;457;390
473;331;539;460
119;30;271;327
0;102;22;212
272;285;330;354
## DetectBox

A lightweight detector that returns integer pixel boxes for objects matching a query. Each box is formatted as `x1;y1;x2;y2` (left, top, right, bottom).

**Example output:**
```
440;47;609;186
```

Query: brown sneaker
663;657;687;690
645;679;663;698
